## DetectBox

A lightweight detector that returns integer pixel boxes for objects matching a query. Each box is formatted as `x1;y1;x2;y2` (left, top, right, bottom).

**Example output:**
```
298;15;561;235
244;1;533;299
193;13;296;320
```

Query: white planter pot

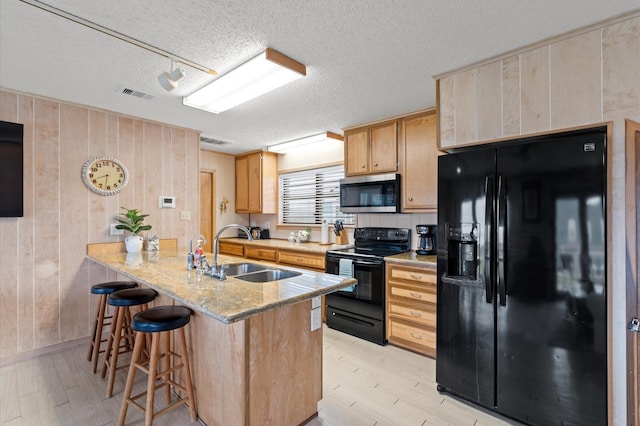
125;235;144;253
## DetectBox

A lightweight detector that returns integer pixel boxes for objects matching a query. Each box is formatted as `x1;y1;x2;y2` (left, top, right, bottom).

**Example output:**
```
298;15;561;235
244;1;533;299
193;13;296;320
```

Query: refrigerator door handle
484;176;494;304
498;175;507;306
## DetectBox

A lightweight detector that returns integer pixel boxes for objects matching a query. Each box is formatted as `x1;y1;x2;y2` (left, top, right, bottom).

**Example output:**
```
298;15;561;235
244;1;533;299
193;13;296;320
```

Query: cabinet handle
410;274;422;280
410;332;423;340
361;165;366;169
408;197;413;201
409;310;422;317
409;292;422;299
373;163;378;166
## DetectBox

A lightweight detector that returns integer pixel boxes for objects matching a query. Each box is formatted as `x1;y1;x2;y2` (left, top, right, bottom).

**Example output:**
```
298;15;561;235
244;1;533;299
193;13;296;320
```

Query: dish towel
338;258;356;292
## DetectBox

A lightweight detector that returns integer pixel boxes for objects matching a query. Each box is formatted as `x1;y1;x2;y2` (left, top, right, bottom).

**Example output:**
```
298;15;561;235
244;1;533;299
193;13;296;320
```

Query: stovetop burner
327;227;411;259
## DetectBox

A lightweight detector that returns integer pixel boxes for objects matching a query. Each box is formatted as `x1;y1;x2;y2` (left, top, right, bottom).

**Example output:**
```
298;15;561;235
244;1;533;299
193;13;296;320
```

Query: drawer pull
410;274;422;280
410;332;423;340
409;292;422;299
409;311;422;317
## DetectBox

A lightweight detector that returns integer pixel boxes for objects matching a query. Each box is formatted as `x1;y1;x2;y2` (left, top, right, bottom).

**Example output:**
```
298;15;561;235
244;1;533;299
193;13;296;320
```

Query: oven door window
336;261;384;303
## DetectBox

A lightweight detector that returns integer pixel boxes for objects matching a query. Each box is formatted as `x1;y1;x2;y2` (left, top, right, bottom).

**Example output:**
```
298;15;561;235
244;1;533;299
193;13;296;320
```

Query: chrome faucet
187;234;208;270
209;224;252;279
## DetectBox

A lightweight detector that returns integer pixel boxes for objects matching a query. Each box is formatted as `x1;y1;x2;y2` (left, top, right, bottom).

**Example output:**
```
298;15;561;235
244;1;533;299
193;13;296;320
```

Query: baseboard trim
0;336;90;368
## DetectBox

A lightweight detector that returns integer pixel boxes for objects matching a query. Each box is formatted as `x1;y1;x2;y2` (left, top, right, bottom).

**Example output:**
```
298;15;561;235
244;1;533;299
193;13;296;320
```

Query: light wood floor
0;326;518;425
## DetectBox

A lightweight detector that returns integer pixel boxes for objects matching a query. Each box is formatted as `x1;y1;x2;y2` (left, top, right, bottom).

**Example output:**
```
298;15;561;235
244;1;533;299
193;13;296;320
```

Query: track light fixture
158;61;186;92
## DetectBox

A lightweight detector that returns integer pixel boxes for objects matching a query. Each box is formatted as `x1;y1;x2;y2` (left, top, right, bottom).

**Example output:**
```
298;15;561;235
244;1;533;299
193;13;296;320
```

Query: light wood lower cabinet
386;262;437;358
277;249;325;270
218;240;245;257
245;246;278;262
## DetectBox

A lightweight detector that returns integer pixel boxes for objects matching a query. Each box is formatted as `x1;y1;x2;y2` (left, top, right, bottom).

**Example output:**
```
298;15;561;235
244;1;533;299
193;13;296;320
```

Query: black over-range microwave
339;173;400;213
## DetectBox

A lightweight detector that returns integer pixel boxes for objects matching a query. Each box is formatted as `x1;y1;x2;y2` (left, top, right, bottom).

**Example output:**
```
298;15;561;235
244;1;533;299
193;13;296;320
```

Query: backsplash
242;212;437;251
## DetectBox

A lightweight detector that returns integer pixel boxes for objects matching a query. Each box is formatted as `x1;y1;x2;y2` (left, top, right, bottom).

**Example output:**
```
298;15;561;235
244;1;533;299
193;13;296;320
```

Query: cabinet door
345;130;369;176
369;121;398;173
402;112;438;211
247;153;263;212
235;156;249;212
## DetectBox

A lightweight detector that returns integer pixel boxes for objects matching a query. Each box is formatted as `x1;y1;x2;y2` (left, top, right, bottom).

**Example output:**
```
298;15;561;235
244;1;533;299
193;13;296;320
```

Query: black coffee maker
416;224;437;255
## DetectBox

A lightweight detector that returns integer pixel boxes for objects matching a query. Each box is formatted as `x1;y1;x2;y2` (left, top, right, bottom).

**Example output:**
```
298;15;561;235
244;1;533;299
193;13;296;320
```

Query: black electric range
325;227;411;344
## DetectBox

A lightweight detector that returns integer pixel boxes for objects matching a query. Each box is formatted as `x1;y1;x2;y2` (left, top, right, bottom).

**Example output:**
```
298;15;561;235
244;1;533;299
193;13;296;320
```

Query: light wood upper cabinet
235;151;277;214
400;110;438;212
344;121;398;176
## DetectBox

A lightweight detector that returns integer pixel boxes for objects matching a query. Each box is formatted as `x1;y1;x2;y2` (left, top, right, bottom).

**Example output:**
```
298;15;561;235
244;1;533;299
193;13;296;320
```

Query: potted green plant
115;207;152;253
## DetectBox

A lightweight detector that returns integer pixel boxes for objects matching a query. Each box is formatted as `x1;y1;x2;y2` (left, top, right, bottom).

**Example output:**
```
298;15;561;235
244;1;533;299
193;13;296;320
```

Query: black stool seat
91;281;137;295
108;288;157;307
132;306;191;333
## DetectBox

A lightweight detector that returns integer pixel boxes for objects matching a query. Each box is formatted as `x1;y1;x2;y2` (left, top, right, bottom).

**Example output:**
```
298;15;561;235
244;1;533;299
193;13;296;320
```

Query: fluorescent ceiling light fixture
183;48;306;114
267;132;343;153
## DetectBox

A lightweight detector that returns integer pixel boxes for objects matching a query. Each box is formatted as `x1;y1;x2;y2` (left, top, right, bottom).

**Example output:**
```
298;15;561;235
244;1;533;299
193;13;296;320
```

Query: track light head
158;67;185;91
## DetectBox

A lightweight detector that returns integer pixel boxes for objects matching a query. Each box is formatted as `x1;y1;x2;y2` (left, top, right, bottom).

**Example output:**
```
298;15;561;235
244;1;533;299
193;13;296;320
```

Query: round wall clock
81;157;129;196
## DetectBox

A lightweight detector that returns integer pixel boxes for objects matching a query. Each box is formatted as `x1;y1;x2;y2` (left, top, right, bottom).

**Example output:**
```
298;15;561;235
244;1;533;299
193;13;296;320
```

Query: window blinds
279;165;355;225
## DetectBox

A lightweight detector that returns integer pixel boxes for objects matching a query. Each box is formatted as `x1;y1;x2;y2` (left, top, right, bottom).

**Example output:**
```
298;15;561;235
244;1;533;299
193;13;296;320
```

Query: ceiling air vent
201;136;232;145
117;86;154;101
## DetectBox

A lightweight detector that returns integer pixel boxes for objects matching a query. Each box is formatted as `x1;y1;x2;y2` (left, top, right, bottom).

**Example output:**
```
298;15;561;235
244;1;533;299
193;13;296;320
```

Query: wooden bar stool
102;288;158;398
87;281;138;374
118;305;197;426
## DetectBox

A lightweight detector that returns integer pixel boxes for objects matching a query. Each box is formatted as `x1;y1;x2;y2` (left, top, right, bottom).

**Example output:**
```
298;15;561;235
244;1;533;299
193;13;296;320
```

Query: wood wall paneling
502;56;521;137
18;94;36;353
454;69;478;144
0;92;19;359
59;104;90;342
520;46;551;134
34;98;61;348
0;89;201;364
477;61;503;140
550;31;603;128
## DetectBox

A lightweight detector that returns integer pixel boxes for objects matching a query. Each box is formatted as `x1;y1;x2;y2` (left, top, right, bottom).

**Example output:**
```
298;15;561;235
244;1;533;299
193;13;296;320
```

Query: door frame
626;118;640;426
199;169;216;249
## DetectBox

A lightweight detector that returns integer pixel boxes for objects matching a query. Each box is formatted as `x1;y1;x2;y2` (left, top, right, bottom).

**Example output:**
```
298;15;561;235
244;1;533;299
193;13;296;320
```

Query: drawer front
219;242;244;257
390;267;436;285
388;318;436;357
389;286;436;304
245;247;277;262
278;251;325;270
388;302;436;327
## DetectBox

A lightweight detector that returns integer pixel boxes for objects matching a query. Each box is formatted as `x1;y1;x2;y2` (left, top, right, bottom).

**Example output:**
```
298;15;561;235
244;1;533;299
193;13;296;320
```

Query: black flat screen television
0;120;24;217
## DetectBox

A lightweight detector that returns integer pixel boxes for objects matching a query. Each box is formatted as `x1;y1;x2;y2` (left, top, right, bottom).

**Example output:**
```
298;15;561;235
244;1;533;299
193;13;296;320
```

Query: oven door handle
351;259;384;267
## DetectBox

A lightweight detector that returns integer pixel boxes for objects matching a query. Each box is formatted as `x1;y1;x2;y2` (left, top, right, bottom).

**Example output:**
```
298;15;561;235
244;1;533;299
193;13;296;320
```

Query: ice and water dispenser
446;223;478;280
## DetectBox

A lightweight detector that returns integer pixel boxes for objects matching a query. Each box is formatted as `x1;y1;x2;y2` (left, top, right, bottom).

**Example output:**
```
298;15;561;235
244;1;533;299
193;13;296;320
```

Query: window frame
278;164;355;227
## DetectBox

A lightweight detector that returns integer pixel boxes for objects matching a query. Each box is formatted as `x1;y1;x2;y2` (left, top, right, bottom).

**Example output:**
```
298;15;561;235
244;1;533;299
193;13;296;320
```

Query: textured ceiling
1;0;639;154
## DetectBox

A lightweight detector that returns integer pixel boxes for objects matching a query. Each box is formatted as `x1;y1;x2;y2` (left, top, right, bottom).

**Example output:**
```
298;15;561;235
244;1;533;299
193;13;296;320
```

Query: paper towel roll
321;220;329;244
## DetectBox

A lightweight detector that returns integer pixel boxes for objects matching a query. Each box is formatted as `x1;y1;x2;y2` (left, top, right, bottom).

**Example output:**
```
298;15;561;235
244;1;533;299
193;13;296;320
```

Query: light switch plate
110;223;124;235
180;211;190;221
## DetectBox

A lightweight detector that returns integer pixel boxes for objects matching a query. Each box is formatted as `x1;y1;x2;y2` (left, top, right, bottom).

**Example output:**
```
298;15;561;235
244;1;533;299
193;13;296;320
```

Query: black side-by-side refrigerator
436;127;607;425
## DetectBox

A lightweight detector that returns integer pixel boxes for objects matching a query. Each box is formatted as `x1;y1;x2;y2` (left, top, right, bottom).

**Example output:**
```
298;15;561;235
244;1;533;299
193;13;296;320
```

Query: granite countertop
87;251;356;324
385;251;437;267
220;237;352;254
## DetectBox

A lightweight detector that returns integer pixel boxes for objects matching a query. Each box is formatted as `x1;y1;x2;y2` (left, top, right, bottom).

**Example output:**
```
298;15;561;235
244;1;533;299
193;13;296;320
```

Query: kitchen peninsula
87;247;356;425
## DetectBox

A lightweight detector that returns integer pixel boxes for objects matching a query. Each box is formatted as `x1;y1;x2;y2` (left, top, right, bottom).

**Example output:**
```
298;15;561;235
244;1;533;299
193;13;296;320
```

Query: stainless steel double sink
223;262;302;282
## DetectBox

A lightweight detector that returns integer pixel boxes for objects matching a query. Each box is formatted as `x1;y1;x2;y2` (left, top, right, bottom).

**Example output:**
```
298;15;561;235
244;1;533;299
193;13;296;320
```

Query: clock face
82;157;129;196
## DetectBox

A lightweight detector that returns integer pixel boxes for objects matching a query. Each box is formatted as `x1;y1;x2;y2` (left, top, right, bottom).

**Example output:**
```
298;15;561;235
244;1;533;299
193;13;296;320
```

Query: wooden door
626;118;640;426
402;111;438;211
345;129;369;176
235;156;249;212
199;171;215;248
369;121;398;174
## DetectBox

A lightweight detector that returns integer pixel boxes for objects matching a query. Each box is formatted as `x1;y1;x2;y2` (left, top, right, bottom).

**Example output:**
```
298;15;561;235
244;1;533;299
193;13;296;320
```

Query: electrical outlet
110;224;123;235
180;211;191;221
